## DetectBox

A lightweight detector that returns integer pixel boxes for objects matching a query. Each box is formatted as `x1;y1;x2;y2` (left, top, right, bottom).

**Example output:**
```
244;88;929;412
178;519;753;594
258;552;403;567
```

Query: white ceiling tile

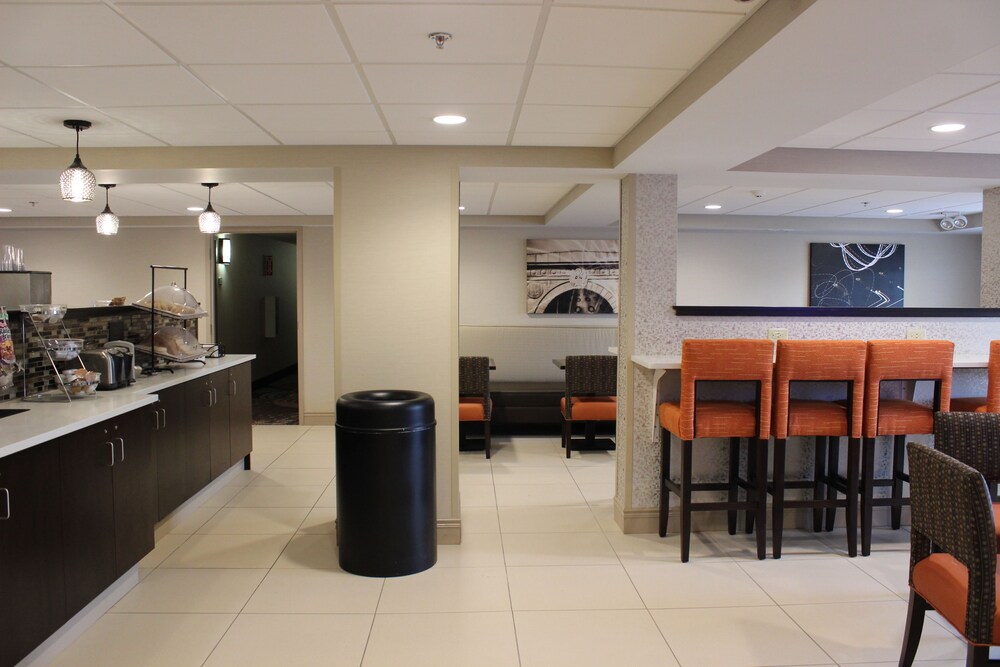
121;4;349;64
490;182;576;215
25;66;224;108
111;184;207;215
937;134;1000;153
837;136;972;152
335;4;540;64
868;111;1000;141
0;68;81;108
537;6;740;68
245;182;334;215
0;126;55;148
364;65;524;104
394;132;508;145
0;5;172;67
867;74;1000;112
795;191;949;218
0;108;158;146
524;65;684;107
677;184;730;208
553;0;757;11
160;183;298;216
719;189;876;216
101;106;275;145
516;105;646;134
791;108;914;144
780;135;845;149
936;81;1000;114
947;44;1000;75
381;104;515;133
870;192;984;217
240;104;385;135
510;132;620;147
191;64;370;105
269;131;392;146
679;186;803;214
459;182;495;215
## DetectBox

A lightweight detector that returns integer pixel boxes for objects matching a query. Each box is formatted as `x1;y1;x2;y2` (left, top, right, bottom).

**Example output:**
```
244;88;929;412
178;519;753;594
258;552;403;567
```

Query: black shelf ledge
673;306;1000;318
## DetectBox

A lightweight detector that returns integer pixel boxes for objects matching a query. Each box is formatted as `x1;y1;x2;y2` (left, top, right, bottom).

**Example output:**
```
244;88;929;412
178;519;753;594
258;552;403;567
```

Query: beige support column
616;174;678;533
333;156;461;544
982;186;1000;307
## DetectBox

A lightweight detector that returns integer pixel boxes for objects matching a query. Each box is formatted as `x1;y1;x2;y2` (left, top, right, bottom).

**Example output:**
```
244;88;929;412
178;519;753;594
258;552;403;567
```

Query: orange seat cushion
659;401;758;439
561;396;616;421
459;398;490;421
785;400;849;437
912;553;1000;642
952;396;988;413
993;503;1000;551
876;399;934;436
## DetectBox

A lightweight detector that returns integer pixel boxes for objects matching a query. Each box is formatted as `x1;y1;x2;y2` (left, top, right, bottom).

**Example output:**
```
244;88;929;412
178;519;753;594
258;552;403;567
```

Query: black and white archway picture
809;242;905;308
526;239;619;315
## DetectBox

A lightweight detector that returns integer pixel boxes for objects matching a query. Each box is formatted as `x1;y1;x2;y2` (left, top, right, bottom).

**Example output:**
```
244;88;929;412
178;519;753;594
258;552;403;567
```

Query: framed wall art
526;239;619;315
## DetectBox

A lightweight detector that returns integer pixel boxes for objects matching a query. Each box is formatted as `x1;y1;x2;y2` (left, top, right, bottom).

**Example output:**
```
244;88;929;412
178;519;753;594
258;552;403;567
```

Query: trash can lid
336;390;435;431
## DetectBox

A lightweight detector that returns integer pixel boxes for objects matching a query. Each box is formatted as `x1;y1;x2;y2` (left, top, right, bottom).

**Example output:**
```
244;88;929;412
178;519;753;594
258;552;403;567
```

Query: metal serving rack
20;311;90;402
134;265;207;375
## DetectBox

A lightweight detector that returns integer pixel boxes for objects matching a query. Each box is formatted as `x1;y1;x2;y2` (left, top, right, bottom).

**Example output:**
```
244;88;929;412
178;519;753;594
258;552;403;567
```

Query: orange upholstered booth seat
863;339;954;437
459;398;491;421
912;554;1000;642
561;396;616;421
659;401;757;438
951;341;1000;414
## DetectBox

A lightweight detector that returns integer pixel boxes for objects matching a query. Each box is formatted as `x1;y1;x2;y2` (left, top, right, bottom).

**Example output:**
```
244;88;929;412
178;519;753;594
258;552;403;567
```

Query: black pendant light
198;183;221;233
60;120;97;202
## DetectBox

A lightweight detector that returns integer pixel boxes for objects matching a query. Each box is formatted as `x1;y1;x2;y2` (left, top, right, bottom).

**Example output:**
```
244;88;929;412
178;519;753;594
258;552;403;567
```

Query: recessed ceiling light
930;123;965;133
886;208;904;214
458;206;465;211
433;115;467;125
0;208;11;213
187;206;204;212
704;204;722;210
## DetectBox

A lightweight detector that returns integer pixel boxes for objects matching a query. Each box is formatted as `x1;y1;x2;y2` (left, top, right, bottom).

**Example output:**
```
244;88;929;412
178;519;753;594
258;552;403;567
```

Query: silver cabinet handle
115;437;125;463
211;387;218;406
230;379;237;397
107;441;116;467
160;408;167;430
153;408;161;431
0;488;9;520
205;388;212;408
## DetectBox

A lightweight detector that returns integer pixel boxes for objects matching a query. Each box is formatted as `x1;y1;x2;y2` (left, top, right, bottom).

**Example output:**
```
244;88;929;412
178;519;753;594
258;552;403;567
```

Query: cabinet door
229;363;253;465
184;378;213;497
112;410;157;576
209;371;232;479
59;422;117;618
0;443;66;667
155;384;188;519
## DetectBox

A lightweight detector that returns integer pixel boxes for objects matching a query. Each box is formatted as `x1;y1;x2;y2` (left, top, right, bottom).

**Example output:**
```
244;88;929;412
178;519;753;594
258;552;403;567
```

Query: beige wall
300;225;335;422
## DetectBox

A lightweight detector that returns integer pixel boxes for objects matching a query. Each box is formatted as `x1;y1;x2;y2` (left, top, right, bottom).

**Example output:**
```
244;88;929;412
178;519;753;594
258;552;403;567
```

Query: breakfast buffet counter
0;354;255;460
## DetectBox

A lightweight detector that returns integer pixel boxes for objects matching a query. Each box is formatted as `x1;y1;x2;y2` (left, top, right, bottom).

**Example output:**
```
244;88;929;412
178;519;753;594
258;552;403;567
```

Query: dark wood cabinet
183;377;214;495
229;363;253;466
154;383;189;519
209;371;231;479
0;442;66;667
60;411;157;617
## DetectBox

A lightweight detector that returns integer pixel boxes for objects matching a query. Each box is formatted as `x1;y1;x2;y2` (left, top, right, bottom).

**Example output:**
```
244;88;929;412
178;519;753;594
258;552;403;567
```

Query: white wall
300;226;335;422
459;225;619;326
677;215;982;307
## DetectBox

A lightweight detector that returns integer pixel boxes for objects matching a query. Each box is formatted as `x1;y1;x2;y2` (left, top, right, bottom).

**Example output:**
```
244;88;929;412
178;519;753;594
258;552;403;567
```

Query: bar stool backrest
907;442;996;644
459;356;491;417
678;339;774;440
934;411;1000;491
772;339;866;440
863;340;954;437
987;340;1000;413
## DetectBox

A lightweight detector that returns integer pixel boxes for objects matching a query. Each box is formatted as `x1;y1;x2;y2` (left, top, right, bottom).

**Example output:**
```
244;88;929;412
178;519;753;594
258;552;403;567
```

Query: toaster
79;349;124;390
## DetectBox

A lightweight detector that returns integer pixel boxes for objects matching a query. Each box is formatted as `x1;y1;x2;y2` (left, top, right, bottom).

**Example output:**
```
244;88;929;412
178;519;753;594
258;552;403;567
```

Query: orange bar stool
658;338;774;562
950;340;1000;413
560;355;617;459
858;339;953;556
770;339;866;558
459;356;493;458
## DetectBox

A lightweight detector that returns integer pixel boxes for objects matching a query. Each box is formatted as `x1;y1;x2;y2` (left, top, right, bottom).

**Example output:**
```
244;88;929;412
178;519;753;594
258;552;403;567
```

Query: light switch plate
767;328;789;340
906;327;926;340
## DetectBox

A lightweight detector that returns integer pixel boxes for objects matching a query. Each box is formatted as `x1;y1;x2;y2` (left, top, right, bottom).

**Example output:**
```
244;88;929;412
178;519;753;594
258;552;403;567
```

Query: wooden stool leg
898;590;929;667
484;420;491;460
772;438;786;559
825;437;841;531
861;436;876;557
727;437;740;535
891;434;906;530
680;438;693;562
846;437;860;558
812;436;827;532
754;437;768;560
745;439;756;534
659;428;671;538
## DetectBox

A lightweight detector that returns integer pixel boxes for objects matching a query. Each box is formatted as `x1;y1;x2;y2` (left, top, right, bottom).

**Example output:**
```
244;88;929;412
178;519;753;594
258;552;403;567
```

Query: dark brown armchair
561;355;617;459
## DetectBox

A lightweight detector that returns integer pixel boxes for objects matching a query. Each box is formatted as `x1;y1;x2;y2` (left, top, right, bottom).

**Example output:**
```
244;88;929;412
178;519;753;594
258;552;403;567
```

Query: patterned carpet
252;368;298;425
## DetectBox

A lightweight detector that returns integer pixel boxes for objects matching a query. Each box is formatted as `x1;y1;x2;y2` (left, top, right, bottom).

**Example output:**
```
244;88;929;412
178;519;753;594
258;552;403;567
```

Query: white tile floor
44;426;970;667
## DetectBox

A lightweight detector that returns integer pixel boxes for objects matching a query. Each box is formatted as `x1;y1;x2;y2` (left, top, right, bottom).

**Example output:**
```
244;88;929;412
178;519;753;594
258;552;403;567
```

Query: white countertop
0;355;255;460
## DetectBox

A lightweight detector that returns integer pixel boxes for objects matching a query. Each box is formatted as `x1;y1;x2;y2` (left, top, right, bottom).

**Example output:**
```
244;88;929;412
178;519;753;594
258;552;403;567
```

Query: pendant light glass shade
60;120;96;203
198;183;222;233
95;184;119;236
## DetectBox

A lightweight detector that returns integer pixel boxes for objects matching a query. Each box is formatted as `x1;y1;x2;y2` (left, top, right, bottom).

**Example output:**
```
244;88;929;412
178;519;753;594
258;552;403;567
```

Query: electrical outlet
767;328;789;341
906;327;926;340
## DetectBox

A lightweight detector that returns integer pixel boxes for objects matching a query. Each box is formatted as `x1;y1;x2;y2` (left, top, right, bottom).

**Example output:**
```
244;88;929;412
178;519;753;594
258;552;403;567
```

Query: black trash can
336;390;437;577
